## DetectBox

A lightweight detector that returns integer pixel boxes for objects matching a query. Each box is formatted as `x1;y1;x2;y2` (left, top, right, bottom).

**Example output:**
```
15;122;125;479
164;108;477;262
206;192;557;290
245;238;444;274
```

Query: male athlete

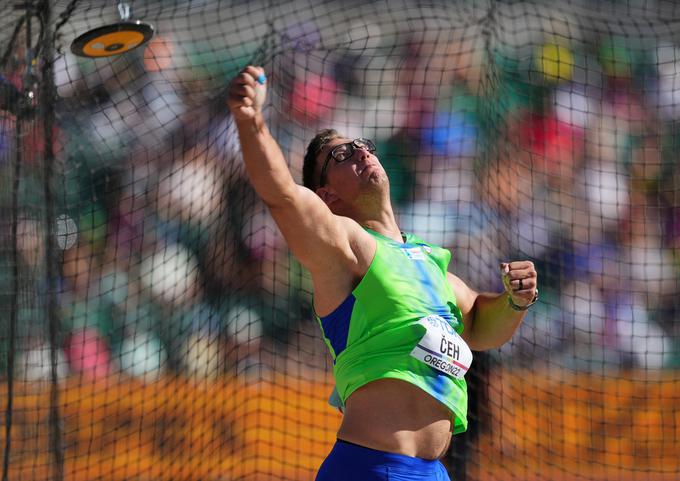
227;66;538;481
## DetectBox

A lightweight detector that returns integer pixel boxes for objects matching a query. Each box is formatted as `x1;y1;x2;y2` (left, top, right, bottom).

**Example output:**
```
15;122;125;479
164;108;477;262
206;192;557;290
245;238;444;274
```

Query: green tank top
316;228;469;434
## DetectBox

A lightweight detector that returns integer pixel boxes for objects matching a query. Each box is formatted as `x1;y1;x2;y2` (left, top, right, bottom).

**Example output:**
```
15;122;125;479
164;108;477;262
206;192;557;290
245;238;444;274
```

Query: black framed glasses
319;138;376;187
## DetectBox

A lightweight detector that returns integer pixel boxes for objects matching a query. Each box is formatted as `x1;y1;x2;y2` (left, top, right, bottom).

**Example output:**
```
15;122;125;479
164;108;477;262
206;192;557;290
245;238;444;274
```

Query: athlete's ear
316;186;338;206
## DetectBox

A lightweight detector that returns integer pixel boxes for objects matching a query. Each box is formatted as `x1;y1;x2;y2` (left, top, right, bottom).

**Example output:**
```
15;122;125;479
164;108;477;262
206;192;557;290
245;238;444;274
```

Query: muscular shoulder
268;185;374;276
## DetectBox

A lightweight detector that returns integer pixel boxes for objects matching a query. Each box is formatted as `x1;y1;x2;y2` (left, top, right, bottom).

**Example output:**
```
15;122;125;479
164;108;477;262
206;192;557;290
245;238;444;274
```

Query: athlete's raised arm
227;66;365;275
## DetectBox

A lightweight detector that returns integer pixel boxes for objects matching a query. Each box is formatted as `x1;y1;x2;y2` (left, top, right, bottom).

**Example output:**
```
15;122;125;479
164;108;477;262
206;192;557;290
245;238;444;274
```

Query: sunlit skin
228;65;538;460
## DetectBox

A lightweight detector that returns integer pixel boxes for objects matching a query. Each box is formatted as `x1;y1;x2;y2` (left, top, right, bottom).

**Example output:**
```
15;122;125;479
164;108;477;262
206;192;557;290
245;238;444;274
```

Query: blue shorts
315;439;451;481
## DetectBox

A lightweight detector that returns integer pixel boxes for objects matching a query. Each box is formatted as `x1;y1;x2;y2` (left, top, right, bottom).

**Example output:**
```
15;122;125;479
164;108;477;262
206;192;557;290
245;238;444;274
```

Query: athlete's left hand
500;261;538;308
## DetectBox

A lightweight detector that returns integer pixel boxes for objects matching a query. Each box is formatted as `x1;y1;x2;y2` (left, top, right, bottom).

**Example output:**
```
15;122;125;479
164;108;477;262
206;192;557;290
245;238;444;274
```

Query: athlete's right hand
227;65;267;121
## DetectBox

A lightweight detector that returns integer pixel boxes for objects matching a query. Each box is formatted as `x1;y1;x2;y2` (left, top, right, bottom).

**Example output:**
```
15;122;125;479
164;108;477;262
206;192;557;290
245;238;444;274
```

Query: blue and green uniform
316;228;469;435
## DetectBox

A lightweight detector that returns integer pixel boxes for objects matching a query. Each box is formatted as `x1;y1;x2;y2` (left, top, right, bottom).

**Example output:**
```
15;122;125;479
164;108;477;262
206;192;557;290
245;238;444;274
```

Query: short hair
302;128;341;191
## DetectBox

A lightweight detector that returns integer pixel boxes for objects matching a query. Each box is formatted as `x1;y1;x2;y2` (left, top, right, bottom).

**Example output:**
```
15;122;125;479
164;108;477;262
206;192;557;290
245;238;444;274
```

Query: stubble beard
357;171;390;206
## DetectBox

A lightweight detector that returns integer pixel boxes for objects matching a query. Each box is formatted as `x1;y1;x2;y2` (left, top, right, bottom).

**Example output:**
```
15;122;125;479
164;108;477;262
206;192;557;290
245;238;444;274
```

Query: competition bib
410;315;473;379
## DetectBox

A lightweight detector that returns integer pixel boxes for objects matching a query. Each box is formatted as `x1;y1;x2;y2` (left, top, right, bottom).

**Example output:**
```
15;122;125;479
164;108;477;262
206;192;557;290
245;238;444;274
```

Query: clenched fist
227;65;267;121
501;261;538;310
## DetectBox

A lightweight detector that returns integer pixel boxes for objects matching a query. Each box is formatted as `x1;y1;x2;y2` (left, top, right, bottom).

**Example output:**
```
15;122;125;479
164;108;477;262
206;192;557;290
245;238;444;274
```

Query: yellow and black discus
71;21;154;58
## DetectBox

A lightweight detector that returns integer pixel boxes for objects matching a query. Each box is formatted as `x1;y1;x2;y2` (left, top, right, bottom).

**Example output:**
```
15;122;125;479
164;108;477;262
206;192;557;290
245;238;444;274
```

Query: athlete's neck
361;217;402;243
332;192;402;243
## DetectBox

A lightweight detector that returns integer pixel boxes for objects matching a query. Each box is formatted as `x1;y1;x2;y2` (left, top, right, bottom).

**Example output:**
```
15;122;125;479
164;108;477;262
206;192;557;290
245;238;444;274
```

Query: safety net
1;1;680;480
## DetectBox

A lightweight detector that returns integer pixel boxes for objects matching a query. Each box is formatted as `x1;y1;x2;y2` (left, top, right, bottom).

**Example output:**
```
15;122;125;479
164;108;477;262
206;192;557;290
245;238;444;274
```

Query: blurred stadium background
1;0;680;480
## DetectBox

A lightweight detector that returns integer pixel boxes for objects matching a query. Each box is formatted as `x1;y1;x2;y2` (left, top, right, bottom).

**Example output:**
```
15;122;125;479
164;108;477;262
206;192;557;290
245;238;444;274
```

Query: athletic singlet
315;228;470;434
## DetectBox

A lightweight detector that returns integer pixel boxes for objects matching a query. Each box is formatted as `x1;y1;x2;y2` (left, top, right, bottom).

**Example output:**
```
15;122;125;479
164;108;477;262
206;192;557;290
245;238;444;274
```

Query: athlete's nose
356;147;372;162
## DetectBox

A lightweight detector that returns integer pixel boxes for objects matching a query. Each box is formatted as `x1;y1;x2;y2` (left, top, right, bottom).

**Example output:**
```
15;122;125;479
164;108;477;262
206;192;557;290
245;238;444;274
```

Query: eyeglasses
319;138;376;188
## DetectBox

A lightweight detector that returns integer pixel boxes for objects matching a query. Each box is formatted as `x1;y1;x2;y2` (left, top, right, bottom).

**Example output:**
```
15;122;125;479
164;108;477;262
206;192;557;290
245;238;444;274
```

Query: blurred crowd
1;1;680;384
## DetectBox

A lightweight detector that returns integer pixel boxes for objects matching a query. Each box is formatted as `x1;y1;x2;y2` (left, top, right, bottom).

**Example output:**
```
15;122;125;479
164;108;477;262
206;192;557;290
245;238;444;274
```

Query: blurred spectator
64;328;112;379
17;340;70;382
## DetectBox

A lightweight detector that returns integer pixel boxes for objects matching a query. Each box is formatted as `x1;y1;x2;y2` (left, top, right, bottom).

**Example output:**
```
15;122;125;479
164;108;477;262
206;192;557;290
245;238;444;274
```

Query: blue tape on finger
256;73;266;85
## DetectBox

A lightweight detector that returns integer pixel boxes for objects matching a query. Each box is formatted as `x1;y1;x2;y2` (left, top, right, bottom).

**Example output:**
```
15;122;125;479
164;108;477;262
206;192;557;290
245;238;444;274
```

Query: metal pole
37;1;64;479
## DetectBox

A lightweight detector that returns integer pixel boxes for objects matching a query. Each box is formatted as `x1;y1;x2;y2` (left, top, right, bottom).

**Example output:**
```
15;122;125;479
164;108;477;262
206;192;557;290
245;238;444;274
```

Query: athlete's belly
337;378;453;460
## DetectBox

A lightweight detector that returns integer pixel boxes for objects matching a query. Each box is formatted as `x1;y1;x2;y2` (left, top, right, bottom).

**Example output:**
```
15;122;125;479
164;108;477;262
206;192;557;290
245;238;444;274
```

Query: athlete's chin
358;177;390;201
360;179;388;197
365;170;388;186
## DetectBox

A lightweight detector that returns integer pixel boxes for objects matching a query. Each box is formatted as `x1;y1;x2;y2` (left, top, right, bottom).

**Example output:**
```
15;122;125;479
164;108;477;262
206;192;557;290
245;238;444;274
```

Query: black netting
2;1;680;480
